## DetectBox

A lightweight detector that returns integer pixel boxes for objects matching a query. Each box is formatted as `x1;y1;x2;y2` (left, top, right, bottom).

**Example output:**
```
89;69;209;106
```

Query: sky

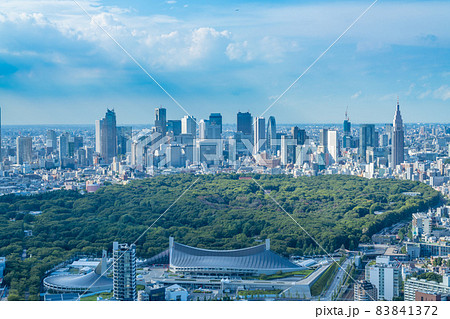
0;0;449;125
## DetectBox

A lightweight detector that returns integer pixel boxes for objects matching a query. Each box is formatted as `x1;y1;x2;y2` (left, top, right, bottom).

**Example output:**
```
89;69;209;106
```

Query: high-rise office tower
200;118;221;140
96;109;117;164
253;117;265;154
327;130;340;162
155;107;167;135
237;112;252;135
343;109;351;135
343;109;352;148
73;136;83;149
199;119;209;139
292;127;307;145
117;126;132;156
359;124;377;162
181;115;197;136
46;130;57;153
16;136;33;165
95;120;101;153
266;116;276;154
113;242;137;301
391;101;405;168
58;133;70;159
167;120;182;136
291;126;299;142
209;113;222;135
298;129;307;145
319;128;328;149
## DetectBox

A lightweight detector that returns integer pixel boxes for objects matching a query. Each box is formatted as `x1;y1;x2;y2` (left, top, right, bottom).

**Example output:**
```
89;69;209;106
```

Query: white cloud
351;90;362;99
166;0;177;4
226;41;253;62
418;90;432;99
433;85;450;101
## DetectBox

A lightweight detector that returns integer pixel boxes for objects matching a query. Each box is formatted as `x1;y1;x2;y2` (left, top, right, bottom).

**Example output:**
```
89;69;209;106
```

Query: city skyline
0;0;449;125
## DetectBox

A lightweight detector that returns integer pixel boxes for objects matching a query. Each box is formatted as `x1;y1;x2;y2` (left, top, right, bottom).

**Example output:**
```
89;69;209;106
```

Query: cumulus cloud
141;27;231;68
226;36;296;63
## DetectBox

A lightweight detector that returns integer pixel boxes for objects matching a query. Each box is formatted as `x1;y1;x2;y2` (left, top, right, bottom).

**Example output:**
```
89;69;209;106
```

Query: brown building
354;280;378;301
415;291;441;301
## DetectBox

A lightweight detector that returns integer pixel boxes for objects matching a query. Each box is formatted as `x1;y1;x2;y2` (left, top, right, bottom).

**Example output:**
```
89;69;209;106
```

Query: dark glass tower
209;113;222;135
237;111;252;135
266;116;276;153
155;107;167;135
359;124;376;162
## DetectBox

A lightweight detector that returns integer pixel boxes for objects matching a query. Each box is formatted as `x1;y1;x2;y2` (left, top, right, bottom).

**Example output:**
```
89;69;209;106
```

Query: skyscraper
266;116;276;154
117;126;132;156
343;109;352;148
253;117;265;154
359;124;376;162
181;115;197;136
16;136;33;165
237;112;252;135
209;113;222;135
46;130;57;153
391;101;405;168
155;107;167;135
167;120;182;136
319;128;328;149
199;119;209;139
96;109;117;164
113;242;137;301
58;132;70;159
292;127;307;145
327;130;340;162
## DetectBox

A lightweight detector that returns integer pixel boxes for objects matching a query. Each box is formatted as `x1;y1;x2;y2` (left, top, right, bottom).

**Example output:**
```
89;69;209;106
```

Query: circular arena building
43;253;113;293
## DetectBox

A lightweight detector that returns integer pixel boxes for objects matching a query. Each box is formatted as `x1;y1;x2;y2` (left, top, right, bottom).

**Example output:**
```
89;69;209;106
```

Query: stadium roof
43;271;113;292
169;238;300;272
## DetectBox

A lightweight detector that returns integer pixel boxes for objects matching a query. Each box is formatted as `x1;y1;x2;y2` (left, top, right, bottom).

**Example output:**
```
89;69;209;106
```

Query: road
322;257;353;301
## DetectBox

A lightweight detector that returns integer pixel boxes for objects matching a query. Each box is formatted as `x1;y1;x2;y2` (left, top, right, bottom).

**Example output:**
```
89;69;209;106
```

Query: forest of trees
0;174;442;300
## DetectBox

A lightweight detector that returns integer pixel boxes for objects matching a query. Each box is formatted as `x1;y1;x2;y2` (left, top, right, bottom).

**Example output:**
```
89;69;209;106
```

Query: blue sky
0;0;449;125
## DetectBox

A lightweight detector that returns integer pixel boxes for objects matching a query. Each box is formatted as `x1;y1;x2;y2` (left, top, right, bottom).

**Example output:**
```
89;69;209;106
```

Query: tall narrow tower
155;107;167;135
392;100;405;168
96;109;117;164
253;117;265;154
113;242;137;301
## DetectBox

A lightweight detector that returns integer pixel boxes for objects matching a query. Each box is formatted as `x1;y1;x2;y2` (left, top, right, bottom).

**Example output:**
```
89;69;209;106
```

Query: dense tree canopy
0;174;441;299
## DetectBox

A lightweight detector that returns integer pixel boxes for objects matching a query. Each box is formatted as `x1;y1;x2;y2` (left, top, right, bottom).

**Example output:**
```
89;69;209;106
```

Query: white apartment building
365;257;401;300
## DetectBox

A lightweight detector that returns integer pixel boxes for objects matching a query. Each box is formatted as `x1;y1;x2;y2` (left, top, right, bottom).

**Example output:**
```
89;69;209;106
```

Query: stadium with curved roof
43;252;113;293
167;237;301;277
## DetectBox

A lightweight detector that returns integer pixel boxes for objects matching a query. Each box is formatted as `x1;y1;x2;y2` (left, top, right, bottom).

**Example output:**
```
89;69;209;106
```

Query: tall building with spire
343;107;352;149
391;100;405;168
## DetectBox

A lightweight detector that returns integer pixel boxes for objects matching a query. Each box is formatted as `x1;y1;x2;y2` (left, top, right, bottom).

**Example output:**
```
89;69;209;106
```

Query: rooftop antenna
345;105;349;121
